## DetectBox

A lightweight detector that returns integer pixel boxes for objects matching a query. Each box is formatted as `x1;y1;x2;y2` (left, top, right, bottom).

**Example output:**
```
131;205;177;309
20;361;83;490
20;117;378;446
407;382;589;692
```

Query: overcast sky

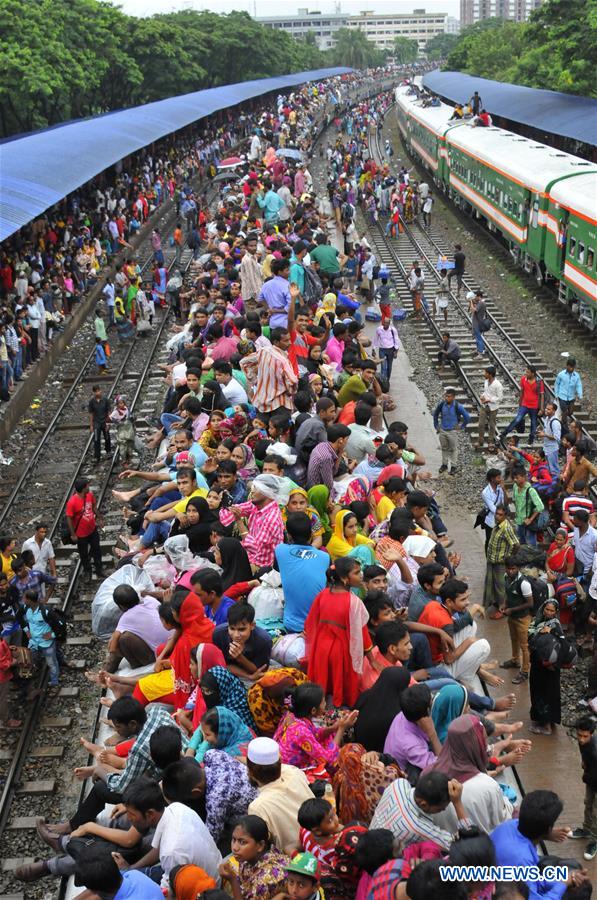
112;0;460;21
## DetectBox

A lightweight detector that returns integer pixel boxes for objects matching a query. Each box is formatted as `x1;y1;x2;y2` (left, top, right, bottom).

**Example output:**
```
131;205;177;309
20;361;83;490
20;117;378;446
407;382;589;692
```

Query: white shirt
21;536;55;574
222;377;248;405
572;526;597;574
481;483;505;528
152;802;221;889
423;197;433;213
103;283;115;307
419;183;429;199
480;377;503;411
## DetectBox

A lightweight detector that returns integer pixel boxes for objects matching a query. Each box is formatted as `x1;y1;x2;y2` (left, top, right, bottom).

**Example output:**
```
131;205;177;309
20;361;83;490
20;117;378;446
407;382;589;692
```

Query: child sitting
272;851;325;900
297;798;343;868
186;705;253;762
212;603;272;682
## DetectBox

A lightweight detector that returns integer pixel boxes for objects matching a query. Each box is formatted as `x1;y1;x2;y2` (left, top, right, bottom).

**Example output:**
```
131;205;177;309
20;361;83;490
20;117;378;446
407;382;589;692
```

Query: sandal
3;719;22;729
512;671;529;684
500;659;520;669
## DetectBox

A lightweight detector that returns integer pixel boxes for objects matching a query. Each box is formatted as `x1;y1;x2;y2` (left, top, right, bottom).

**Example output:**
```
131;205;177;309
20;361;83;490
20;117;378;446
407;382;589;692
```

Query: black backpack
530;630;578;670
302;266;323;306
39;605;68;642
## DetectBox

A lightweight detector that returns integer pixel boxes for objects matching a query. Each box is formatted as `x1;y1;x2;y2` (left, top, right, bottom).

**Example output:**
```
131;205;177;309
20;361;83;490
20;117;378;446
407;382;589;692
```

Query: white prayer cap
247;737;280;765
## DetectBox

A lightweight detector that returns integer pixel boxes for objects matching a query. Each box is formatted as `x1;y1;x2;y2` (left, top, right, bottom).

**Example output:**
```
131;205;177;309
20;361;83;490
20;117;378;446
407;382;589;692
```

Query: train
394;85;597;331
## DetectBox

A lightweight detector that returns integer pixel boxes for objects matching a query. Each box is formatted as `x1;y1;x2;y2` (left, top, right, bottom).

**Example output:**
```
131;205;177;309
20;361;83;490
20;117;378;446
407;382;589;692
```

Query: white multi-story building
446;16;461;33
460;0;544;26
257;7;448;54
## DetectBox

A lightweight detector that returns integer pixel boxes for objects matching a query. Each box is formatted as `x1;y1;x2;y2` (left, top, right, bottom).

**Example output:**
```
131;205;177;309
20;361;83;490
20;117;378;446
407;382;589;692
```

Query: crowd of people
0;69;595;900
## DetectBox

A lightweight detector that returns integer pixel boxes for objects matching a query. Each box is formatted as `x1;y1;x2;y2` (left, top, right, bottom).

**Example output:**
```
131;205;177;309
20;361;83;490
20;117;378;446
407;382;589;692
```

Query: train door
543;199;567;281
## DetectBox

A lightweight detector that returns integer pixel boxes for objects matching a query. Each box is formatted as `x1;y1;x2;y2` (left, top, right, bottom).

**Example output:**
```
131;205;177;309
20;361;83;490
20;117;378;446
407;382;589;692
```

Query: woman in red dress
304;557;378;708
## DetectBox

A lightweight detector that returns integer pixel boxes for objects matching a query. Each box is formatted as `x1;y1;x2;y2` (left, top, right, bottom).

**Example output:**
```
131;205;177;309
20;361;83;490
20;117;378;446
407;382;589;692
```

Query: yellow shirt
173;488;208;514
1;552;15;580
248;765;312;850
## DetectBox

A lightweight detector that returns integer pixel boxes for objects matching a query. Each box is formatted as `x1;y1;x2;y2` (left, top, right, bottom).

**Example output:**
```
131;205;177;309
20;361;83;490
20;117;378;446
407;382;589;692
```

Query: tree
425;32;460;61
331;28;384;69
393;36;419;64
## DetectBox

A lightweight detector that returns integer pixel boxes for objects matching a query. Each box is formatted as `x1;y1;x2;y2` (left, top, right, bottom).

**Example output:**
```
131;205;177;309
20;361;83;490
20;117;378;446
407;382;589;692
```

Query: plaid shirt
106;706;187;794
220;499;284;568
486;519;519;564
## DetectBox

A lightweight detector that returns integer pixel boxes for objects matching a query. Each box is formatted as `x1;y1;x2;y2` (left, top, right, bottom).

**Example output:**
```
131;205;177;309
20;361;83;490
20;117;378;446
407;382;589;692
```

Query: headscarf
339;475;371;506
528;598;561;638
431;683;468;743
307;485;332;544
234;443;258;479
191;643;227;729
402;534;436;561
178;497;216;554
247;667;308;736
326;508;374;561
211;705;254;756
424;714;487;783
219;410;249;443
216;537;253;592
201;379;227;414
164;534;195;571
171;864;216;900
333;742;404;825
252;473;289;505
353;666;411;752
171;593;215;709
203;665;255;729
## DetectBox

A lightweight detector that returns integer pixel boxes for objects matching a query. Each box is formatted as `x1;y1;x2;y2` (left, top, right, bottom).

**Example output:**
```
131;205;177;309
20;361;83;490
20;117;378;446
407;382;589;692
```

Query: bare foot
100;697;113;708
106;676;134;699
84;669;109;687
481;670;504;688
74;765;95;781
79;737;103;755
493;693;516;711
112;489;137;503
114;547;131;559
495;720;524;735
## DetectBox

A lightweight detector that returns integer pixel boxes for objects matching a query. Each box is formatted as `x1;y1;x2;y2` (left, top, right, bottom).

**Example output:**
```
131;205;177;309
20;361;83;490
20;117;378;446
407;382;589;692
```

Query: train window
588;248;595;269
578;242;586;264
569;237;576;258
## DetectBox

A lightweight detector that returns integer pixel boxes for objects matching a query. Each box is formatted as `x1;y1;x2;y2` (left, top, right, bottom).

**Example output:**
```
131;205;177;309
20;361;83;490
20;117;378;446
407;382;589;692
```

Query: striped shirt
220;500;284;568
306;443;339;493
240;344;297;413
369;777;470;854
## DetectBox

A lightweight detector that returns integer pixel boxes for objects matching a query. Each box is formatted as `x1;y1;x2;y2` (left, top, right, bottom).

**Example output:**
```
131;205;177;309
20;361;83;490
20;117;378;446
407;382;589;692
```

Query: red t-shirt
520;376;544;410
418;600;452;663
65;491;97;538
288;328;317;376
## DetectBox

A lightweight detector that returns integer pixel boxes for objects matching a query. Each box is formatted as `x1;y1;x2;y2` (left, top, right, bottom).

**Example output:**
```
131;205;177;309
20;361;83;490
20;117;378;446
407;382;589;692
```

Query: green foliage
0;0;325;137
392;36;419;64
424;32;460;61
444;1;596;97
331;28;385;69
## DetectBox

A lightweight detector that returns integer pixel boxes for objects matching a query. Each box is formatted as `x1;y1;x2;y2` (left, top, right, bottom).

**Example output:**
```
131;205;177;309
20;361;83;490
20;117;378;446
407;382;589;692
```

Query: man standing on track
88;384;112;464
447;243;465;296
555;356;583;430
65;477;105;580
433;387;470;476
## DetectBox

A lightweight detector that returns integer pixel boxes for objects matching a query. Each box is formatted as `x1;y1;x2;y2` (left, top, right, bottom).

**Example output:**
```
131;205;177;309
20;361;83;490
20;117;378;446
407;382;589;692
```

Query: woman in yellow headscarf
326;508;376;566
282;487;324;548
313;291;337;324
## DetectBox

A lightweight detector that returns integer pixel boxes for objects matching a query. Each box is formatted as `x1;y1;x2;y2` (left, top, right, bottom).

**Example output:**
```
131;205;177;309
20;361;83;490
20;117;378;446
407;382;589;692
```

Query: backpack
525;575;549;612
302;266;323;307
554;575;578;609
524;488;550;532
530;630;578;670
341;202;353;224
39;605;68;642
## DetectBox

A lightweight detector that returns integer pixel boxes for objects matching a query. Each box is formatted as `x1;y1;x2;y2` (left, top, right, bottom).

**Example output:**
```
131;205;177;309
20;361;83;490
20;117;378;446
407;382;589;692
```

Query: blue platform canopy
0;67;352;241
422;71;597;147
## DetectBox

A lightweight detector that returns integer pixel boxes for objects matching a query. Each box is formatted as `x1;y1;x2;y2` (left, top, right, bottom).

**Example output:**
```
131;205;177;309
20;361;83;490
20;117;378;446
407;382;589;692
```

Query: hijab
424;714;487;783
203;665;255;729
179;497;216;553
353;666;411;752
217;537;253;592
191;643;227;729
211;705;254;756
171;865;216;900
528;598;562;638
235;443;258;479
307;485;332;543
201;379;227;414
431;683;468;743
327;508;374;561
171;593;215;709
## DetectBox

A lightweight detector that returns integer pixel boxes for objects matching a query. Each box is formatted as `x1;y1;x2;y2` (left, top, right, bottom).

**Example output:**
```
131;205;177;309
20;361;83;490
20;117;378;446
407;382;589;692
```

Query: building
445;16;461;33
346;10;448;54
257;8;448;54
460;0;544;26
257;10;348;51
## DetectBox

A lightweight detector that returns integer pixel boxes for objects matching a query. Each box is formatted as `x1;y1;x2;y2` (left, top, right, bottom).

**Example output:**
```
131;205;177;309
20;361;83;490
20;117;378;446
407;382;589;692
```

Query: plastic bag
365;301;382;322
248;570;284;623
143;555;177;587
271;633;305;668
91;565;155;639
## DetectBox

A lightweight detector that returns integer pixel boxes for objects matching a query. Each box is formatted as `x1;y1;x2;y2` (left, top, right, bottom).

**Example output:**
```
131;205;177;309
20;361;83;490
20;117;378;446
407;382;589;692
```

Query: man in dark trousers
447;244;466;296
88;384;112;464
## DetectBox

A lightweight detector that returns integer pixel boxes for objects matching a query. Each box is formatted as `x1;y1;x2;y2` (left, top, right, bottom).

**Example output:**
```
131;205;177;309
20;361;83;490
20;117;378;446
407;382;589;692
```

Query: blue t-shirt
205;594;235;627
276;543;328;633
115;869;163;899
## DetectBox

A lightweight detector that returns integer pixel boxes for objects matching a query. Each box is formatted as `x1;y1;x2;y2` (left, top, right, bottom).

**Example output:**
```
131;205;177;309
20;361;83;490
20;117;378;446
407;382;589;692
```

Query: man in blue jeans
22;588;60;687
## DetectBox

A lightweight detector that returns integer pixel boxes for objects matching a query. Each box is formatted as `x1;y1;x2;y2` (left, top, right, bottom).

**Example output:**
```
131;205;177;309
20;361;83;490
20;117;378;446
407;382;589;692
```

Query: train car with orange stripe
394;85;597;329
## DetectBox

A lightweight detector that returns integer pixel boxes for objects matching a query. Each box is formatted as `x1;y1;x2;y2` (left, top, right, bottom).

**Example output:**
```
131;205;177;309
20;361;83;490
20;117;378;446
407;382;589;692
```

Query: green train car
395;85;597;329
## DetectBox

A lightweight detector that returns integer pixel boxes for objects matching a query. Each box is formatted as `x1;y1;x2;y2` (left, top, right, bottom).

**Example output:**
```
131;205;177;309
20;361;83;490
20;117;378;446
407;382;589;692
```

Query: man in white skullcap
246;737;312;850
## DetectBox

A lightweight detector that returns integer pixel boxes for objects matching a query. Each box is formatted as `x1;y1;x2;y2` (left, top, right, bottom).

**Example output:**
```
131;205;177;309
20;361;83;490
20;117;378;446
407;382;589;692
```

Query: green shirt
338;374;367;407
94;317;107;342
512;483;544;526
310;244;340;274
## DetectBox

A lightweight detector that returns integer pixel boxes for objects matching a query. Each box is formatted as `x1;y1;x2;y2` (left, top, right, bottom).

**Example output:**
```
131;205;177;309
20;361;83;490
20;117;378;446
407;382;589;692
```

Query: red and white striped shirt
219;500;284;568
240;344;297;413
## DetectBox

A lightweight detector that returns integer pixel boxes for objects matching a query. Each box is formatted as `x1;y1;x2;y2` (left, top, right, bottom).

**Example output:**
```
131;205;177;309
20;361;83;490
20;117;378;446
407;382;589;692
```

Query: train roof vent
549;153;567;157
531;145;544;149
571;162;591;166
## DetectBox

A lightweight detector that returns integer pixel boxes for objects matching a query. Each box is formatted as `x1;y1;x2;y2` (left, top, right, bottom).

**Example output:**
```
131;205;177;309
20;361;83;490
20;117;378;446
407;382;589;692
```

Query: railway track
368;122;597;455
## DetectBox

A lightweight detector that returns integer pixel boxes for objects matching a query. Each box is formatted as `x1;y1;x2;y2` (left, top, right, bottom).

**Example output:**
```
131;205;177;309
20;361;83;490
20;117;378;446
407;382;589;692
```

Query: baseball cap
285;852;320;881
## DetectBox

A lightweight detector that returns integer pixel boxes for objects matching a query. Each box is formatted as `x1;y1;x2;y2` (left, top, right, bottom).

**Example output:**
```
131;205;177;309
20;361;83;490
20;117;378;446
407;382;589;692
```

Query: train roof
422;70;597;147
446;124;596;193
0;66;352;242
394;85;458;137
549;172;597;225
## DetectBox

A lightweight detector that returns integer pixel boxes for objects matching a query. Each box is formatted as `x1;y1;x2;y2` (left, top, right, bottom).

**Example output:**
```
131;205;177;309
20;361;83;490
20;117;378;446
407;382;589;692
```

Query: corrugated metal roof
0;67;352;241
422;71;597;148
